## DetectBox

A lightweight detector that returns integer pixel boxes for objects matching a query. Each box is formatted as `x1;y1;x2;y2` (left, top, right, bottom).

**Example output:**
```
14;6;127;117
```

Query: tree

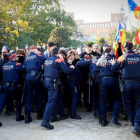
97;38;106;47
0;0;76;49
48;27;73;48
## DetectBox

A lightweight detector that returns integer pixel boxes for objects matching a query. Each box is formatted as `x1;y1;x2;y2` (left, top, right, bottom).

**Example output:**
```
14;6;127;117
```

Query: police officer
40;46;74;130
0;52;24;123
66;51;82;119
111;42;140;137
96;47;121;127
24;46;44;123
76;53;100;117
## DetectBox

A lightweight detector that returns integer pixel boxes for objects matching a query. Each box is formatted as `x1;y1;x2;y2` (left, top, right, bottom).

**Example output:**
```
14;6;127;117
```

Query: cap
124;41;133;48
29;46;37;50
8;51;17;59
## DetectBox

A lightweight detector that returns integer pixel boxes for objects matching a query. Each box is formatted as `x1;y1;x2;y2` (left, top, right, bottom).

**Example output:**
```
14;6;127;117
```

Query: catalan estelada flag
132;28;140;44
128;0;140;21
113;21;126;59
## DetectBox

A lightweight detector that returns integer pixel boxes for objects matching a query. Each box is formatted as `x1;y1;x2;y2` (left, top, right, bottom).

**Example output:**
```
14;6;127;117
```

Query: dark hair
16;49;25;57
85;44;92;48
50;46;58;55
67;51;75;59
59;50;67;57
48;42;54;47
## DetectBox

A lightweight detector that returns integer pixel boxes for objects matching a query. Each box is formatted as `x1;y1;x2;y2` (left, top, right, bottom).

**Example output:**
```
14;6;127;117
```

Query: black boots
70;114;82;120
40;120;54;130
37;112;43;120
16;114;24;121
94;109;99;117
99;118;109;127
111;116;121;126
25;115;32;124
0;122;2;127
132;123;140;137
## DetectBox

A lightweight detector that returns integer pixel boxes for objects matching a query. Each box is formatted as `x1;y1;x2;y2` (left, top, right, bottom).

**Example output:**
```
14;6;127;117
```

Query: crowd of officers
0;42;140;137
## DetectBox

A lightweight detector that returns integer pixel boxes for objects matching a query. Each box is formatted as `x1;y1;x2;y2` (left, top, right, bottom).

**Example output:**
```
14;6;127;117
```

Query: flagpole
129;14;133;32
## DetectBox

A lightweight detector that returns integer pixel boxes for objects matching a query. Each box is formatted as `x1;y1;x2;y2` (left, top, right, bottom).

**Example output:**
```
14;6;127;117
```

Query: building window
105;24;107;27
115;17;117;21
95;25;96;28
108;24;110;27
102;24;104;27
100;24;102;28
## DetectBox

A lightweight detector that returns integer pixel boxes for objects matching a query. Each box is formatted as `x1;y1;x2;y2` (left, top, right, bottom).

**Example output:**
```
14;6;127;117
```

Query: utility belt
101;76;118;79
45;77;61;90
26;71;40;77
3;82;22;88
124;80;140;83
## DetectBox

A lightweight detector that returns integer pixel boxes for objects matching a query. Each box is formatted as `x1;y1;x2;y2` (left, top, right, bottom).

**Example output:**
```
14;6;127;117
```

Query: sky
60;0;140;30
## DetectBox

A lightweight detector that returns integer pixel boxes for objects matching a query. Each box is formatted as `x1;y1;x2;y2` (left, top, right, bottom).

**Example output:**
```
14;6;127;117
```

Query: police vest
122;51;140;79
44;56;60;79
2;61;19;82
24;52;43;72
100;55;118;77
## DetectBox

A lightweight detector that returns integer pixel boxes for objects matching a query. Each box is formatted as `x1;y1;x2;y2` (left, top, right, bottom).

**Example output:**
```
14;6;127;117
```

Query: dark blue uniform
66;61;81;115
77;57;100;114
112;50;140;126
0;60;23;115
43;55;73;121
24;52;44;116
98;54;121;122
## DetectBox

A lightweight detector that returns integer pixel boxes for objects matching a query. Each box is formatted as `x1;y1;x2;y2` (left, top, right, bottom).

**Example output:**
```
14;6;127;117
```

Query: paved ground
0;107;139;140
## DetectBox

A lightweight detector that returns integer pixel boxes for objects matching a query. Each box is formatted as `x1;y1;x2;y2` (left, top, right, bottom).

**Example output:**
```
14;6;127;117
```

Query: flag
128;0;140;21
133;28;140;44
113;21;126;59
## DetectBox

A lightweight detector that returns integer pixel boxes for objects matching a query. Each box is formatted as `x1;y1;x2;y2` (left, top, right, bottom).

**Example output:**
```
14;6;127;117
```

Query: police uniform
97;48;121;127
111;42;140;136
24;46;44;123
41;55;73;129
0;52;24;121
77;54;100;117
66;60;82;119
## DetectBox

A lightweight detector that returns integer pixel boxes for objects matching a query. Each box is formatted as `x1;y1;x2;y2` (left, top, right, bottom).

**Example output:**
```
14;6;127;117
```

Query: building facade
66;11;127;39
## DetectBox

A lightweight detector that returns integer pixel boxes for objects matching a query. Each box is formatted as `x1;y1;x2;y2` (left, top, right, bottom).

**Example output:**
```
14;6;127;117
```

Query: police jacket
65;61;80;80
76;57;100;77
24;52;44;73
44;55;73;80
1;60;23;83
111;50;140;80
98;54;119;77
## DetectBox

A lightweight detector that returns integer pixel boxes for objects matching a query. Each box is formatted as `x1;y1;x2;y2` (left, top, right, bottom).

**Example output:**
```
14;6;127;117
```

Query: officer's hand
110;58;116;65
70;65;75;69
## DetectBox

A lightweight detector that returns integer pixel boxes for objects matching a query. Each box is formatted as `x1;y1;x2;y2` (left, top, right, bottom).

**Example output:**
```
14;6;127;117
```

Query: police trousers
0;84;22;114
99;77;121;120
124;83;140;125
24;75;43;115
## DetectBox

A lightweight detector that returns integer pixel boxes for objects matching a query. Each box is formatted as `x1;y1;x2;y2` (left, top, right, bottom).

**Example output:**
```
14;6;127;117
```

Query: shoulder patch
55;58;63;63
16;63;21;66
